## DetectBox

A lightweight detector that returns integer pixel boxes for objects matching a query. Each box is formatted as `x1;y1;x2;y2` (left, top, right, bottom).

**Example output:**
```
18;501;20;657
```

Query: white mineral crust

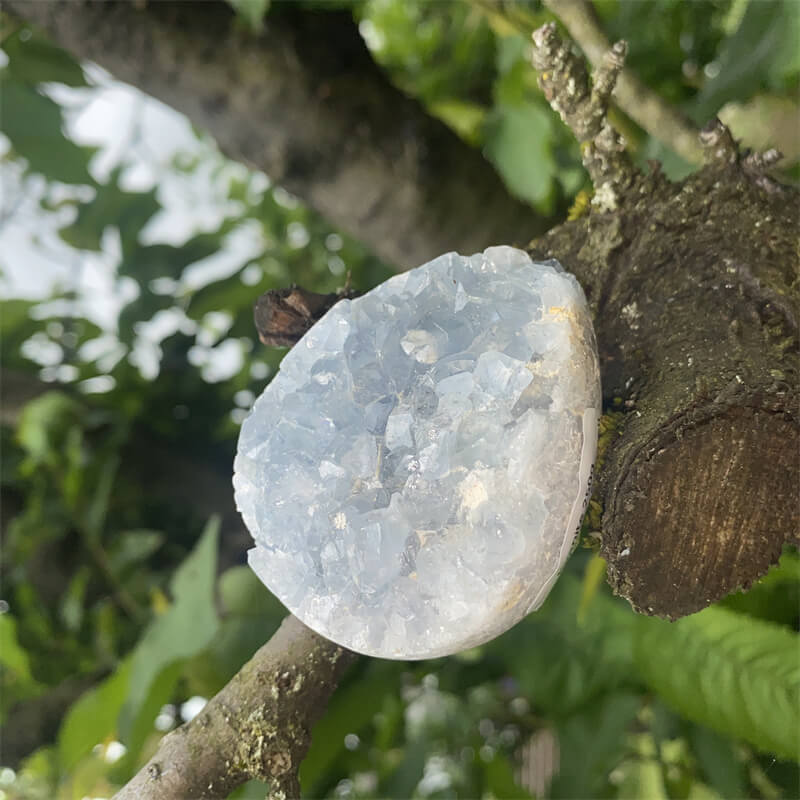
234;246;601;659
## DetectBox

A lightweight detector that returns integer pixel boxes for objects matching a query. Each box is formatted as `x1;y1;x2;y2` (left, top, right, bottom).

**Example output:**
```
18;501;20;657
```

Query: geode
234;246;601;658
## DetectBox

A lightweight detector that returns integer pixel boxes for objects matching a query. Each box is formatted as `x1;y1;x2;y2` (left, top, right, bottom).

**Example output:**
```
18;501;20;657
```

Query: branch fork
532;22;635;209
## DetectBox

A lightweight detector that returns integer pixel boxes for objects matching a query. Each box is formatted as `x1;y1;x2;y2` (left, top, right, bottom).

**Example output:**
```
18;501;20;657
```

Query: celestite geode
233;246;600;659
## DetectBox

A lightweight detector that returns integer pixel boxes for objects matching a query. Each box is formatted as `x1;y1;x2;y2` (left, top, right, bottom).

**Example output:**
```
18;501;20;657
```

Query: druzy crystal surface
234;246;600;659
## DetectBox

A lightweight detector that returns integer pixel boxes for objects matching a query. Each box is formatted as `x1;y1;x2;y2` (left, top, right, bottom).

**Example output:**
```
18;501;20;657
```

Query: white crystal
234;246;601;659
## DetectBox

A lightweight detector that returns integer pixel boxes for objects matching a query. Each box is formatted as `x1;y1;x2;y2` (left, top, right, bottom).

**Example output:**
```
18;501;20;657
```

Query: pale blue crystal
234;246;601;659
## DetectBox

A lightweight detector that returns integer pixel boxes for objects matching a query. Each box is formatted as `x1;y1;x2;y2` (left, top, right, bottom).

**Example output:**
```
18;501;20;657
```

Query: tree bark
542;0;704;165
113;615;357;800
528;25;799;617
5;0;548;269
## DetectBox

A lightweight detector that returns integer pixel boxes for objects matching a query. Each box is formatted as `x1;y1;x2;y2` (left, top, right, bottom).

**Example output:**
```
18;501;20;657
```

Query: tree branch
531;21;636;208
527;25;798;618
113;615;357;800
543;0;704;166
6;0;549;269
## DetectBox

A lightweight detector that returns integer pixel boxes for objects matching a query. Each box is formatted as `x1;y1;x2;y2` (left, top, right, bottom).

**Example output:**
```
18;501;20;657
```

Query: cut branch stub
254;286;358;347
528;15;799;618
606;408;799;618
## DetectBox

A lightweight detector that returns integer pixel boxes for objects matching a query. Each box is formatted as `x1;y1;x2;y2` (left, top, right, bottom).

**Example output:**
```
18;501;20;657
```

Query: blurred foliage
1;2;798;799
356;0;798;184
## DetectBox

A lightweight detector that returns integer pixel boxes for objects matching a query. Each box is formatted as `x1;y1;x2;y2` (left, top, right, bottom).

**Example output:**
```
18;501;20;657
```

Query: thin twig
531;22;635;207
81;532;144;621
543;0;704;166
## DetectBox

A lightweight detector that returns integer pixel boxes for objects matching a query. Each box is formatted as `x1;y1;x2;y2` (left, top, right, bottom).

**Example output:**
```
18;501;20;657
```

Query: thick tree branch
543;0;704;165
114;615;357;800
6;0;548;269
528;25;799;617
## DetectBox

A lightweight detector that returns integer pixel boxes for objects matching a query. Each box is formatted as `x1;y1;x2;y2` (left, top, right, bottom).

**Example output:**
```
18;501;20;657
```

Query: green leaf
429;99;487;146
125;659;183;764
218;565;286;617
301;660;404;793
0;300;40;370
65;748;116;800
3;28;88;87
16;391;84;466
693;0;800;122
550;691;642;798
16;747;59;797
61;566;91;632
188;566;285;692
185;265;263;322
359;0;496;106
228;0;271;31
577;552;607;623
617;757;668;800
229;780;271;799
108;529;165;574
755;547;800;586
121;233;225;284
0;77;95;184
379;739;428;799
58;175;159;252
58;657;133;771
492;573;637;716
483;752;533;799
634;606;800;760
0;613;32;679
0;612;39;716
722;548;800;626
483;102;555;210
688;723;746;799
0;298;36;337
118;517;220;748
117;292;176;347
84;455;119;541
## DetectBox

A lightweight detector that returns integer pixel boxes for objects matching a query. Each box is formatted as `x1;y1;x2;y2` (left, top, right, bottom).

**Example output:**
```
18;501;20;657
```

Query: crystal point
234;246;601;658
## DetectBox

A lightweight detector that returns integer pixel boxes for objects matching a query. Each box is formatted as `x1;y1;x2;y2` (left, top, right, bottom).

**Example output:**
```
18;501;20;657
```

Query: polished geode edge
524;409;598;617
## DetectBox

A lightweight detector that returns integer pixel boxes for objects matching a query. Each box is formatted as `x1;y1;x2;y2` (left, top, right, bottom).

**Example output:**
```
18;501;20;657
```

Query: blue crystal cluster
234;247;600;658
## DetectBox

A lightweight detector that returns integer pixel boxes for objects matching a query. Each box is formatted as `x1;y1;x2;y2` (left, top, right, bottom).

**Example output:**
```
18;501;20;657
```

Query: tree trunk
6;0;548;269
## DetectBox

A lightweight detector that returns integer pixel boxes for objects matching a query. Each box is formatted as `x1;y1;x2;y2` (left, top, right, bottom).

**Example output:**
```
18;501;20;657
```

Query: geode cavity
234;246;600;658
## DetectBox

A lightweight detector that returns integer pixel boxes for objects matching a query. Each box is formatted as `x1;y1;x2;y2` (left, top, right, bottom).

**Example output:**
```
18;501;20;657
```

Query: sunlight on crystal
234;247;600;658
